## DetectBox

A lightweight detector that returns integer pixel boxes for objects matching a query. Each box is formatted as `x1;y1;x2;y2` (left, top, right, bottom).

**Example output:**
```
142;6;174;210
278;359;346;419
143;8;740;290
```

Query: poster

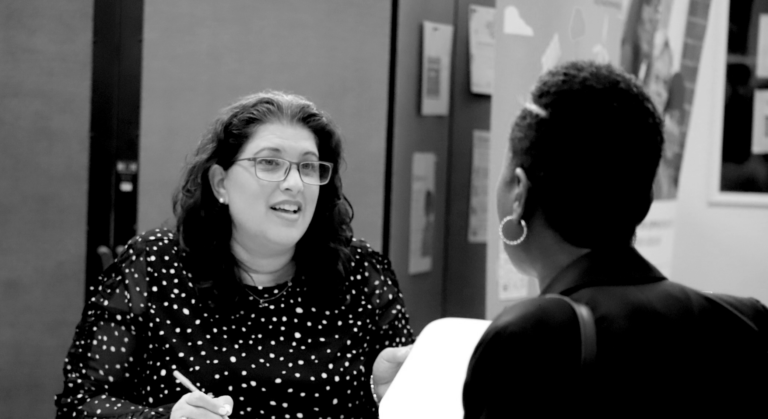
752;89;768;155
468;130;490;243
619;0;698;202
756;14;768;79
421;21;454;116
469;5;496;95
625;0;707;275
409;152;437;275
715;2;768;201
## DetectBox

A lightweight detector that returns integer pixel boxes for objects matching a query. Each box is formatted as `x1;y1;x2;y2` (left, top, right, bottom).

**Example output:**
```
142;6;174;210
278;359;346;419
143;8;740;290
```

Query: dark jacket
463;247;768;417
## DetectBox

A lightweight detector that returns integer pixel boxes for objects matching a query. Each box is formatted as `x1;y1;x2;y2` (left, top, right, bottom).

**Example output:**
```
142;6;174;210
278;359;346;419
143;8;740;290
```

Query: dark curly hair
172;91;354;304
506;61;663;248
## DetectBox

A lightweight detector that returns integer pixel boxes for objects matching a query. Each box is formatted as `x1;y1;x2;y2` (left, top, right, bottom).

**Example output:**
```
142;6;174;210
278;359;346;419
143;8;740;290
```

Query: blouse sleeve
55;237;174;419
359;242;414;348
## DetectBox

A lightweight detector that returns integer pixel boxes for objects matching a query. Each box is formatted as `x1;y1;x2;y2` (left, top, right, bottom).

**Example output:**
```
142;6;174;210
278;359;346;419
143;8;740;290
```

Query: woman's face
223;122;321;251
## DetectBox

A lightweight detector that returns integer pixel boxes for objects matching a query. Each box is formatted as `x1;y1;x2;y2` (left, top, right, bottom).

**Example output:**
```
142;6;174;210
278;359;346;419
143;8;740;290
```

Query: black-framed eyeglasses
234;157;334;185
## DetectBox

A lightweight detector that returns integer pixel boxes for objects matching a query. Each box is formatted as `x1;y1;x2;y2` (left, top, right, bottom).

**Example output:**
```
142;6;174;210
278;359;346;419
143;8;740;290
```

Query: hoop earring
499;216;527;246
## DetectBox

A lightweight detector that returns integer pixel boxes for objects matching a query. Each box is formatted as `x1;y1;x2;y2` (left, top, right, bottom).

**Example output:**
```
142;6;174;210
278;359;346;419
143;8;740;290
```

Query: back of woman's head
509;61;663;248
173;91;353;298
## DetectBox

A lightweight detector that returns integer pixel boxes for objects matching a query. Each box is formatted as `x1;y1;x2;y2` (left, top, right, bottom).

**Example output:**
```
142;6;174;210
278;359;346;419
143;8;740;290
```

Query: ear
508;167;531;220
208;164;228;203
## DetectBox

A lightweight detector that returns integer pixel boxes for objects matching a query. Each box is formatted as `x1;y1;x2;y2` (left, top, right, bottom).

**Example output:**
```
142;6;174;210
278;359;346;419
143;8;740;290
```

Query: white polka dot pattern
54;228;414;418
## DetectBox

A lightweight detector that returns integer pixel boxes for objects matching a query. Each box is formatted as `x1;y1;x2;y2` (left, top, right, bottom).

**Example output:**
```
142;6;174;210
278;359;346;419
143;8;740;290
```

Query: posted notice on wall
756;14;768;78
469;5;496;95
633;0;709;268
752;89;768;155
468;130;490;243
421;21;454;116
409;152;437;275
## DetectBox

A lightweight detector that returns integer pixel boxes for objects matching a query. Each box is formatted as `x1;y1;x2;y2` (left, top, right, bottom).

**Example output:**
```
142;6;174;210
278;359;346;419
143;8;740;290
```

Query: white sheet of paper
409;152;437;274
469;5;496;95
502;5;533;36
379;317;492;419
541;32;562;74
751;89;768;155
421;21;454;116
756;15;768;78
468;130;490;243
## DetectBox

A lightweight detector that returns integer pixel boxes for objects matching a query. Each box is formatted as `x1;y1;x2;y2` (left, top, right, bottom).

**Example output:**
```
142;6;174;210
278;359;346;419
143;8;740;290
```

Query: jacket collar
541;246;667;296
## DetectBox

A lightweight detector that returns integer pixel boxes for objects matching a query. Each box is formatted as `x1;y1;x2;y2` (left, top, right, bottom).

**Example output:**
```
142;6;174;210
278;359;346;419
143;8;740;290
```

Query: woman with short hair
463;61;768;417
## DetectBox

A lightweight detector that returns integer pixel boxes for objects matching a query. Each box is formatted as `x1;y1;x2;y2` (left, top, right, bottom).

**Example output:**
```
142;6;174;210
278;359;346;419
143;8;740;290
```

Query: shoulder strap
707;293;761;333
545;294;597;367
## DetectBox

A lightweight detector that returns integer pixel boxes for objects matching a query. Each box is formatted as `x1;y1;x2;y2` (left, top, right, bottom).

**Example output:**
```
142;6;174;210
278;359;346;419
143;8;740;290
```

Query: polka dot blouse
55;228;414;418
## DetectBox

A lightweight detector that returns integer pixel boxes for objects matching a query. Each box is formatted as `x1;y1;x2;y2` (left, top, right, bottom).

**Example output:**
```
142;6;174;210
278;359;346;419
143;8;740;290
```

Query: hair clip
523;102;548;117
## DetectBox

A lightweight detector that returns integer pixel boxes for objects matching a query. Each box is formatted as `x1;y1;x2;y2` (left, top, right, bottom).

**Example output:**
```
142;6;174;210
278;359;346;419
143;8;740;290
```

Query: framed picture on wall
711;0;768;207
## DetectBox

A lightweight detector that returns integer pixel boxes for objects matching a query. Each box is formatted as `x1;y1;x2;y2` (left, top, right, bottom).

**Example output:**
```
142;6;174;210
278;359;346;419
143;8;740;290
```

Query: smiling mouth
270;205;301;214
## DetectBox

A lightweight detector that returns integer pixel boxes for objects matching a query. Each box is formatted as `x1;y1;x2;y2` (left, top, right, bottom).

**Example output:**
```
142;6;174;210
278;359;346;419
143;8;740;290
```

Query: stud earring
219;197;226;205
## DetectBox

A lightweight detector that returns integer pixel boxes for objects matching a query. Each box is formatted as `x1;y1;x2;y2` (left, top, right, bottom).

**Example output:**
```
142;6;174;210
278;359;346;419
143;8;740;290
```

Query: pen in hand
173;370;201;392
173;370;232;417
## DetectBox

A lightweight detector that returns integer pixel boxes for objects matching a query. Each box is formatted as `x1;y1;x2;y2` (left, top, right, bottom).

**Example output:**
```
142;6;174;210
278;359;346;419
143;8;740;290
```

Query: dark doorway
85;0;144;298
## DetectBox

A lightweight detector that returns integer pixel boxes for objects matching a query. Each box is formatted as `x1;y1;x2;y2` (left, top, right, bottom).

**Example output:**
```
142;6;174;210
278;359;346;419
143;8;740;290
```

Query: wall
137;0;497;335
138;0;392;251
388;0;455;334
672;0;768;302
485;0;768;320
0;0;92;417
443;0;494;319
484;0;621;318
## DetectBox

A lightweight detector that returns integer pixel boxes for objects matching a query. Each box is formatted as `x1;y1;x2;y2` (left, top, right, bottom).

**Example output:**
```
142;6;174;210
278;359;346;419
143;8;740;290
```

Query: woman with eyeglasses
55;91;414;418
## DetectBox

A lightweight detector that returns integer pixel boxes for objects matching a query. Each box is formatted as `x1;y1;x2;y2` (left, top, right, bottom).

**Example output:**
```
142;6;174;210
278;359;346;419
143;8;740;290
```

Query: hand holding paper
377;318;491;419
372;345;413;401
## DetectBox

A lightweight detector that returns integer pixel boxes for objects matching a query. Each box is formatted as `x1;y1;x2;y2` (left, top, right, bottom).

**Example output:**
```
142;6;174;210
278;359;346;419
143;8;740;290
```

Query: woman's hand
170;391;234;419
372;345;413;402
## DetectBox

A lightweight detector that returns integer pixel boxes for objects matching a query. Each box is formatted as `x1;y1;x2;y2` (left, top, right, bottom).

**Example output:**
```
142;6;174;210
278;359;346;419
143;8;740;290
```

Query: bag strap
545;294;597;367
